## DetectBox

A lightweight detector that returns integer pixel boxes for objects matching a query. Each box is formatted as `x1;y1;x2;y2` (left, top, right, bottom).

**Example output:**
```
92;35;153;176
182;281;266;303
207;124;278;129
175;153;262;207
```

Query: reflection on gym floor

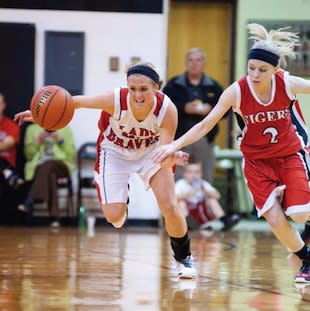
0;223;308;310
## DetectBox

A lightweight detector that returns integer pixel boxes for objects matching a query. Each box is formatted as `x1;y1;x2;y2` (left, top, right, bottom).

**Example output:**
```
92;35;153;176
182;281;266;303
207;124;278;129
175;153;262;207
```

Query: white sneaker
176;255;197;279
112;209;128;228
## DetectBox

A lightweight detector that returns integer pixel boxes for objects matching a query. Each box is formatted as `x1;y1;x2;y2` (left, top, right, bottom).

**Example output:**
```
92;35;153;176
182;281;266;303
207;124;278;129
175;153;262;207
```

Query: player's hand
174;151;189;166
37;131;50;143
14;110;33;126
48;131;61;140
160;151;189;168
151;143;178;163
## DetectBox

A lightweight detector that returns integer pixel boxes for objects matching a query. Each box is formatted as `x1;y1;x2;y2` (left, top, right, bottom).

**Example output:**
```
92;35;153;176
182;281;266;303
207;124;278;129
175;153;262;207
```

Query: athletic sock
295;244;310;261
170;232;191;262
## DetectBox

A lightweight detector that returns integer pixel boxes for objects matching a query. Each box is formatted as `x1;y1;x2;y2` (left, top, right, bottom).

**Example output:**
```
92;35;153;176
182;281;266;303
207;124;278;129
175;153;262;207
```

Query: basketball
30;85;74;131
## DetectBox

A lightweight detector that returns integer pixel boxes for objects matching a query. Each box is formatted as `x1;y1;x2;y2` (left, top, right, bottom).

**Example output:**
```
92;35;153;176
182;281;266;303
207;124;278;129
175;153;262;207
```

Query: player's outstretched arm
14;90;116;126
73;90;115;115
151;85;235;163
289;75;310;95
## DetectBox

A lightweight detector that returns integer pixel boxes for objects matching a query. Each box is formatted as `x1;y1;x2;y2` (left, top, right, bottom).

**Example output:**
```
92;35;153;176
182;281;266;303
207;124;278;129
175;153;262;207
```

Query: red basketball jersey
234;70;303;159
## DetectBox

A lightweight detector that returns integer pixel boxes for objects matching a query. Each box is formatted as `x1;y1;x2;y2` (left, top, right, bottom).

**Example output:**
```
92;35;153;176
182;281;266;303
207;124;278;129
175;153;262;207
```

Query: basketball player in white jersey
15;62;197;279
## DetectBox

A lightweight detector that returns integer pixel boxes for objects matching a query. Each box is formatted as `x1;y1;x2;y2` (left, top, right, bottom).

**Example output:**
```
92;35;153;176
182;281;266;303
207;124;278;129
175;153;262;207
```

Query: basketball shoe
5;170;24;188
176;255;197;279
295;261;310;283
221;214;241;232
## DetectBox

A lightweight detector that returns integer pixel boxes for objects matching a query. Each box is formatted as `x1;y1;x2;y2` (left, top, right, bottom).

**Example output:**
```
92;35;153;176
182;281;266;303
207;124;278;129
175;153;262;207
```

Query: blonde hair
248;23;300;67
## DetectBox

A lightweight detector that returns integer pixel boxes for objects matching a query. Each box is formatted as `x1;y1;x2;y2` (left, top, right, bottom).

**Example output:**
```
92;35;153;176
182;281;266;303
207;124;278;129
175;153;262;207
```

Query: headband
248;48;280;67
127;65;160;84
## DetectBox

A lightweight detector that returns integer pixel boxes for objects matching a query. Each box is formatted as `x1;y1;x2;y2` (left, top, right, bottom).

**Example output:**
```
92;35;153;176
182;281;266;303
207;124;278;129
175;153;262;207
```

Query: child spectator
175;161;240;231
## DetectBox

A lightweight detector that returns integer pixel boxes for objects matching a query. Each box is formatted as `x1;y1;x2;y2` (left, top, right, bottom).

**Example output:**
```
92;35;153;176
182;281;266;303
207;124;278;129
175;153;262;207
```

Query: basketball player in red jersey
15;62;197;279
151;24;310;283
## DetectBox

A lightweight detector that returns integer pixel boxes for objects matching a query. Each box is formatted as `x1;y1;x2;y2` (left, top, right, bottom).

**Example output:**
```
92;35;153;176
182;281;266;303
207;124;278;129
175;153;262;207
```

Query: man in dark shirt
163;48;224;182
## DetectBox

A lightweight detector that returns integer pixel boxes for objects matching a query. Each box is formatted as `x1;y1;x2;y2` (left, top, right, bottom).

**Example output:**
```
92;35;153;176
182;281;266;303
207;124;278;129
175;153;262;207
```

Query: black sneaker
221;214;241;232
295;261;310;283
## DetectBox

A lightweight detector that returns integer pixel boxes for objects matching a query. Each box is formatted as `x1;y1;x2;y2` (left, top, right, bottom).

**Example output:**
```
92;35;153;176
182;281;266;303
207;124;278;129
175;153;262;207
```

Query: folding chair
28;176;74;217
57;176;74;217
77;142;97;209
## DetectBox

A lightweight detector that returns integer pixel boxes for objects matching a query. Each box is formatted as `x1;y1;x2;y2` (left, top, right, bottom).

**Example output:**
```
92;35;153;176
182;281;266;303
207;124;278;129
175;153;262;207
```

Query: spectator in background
163;48;224;182
0;93;23;194
175;161;240;231
18;124;76;227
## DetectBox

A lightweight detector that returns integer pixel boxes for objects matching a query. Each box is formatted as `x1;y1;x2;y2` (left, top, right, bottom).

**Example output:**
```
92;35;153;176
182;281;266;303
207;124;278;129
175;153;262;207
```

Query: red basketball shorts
244;151;310;217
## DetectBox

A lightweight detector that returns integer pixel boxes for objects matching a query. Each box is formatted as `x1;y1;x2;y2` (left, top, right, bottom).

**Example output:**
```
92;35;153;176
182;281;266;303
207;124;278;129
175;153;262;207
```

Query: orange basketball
30;85;74;131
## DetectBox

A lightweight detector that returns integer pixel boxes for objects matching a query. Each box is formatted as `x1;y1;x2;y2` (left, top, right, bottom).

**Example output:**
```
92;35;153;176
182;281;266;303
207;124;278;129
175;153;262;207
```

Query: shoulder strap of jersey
276;69;285;79
98;111;111;132
154;91;165;116
237;75;247;87
120;87;129;111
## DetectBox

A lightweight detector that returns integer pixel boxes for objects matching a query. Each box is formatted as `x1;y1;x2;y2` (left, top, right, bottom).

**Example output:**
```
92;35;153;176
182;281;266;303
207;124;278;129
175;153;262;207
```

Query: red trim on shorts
95;181;102;204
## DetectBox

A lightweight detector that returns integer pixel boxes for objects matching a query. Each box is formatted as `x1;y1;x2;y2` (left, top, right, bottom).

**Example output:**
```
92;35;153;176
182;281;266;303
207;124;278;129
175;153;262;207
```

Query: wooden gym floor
0;221;309;310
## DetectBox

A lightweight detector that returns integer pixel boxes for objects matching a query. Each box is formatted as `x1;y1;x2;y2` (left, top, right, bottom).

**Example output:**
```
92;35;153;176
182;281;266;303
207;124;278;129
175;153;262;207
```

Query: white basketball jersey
98;87;171;160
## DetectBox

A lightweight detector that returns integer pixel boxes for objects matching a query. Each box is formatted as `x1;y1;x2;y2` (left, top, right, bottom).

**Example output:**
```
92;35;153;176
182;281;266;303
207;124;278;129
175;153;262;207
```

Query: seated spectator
0;92;23;193
18;124;76;227
175;161;240;231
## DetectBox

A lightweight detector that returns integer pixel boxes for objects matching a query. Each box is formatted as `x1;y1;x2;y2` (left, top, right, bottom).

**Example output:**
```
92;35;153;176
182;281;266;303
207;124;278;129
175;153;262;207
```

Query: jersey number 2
263;127;279;144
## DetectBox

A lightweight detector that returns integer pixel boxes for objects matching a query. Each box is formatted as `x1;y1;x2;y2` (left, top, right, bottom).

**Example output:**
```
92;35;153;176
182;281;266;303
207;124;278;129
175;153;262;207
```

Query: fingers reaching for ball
14;110;33;126
174;151;190;166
